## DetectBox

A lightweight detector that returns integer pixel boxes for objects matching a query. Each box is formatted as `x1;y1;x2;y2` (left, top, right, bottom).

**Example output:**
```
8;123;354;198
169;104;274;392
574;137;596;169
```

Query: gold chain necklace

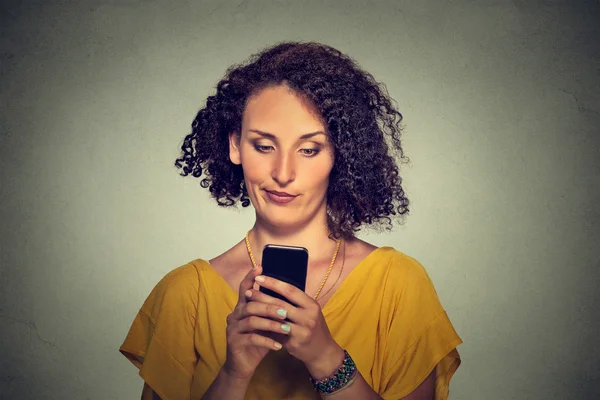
315;239;345;301
245;230;341;300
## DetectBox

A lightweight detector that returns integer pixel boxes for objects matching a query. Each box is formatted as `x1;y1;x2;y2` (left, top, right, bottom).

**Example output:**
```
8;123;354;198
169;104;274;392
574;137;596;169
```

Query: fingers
228;288;295;339
226;313;289;351
228;266;263;326
239;296;291;321
241;332;283;351
236;315;294;337
254;275;314;309
226;326;283;351
237;299;292;333
245;288;294;312
227;266;289;353
237;265;262;305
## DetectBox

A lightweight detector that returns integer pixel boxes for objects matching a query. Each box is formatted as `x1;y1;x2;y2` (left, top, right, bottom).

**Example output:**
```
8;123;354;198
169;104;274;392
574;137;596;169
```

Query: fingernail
245;290;252;298
255;276;265;283
281;324;291;333
277;309;287;318
274;342;282;350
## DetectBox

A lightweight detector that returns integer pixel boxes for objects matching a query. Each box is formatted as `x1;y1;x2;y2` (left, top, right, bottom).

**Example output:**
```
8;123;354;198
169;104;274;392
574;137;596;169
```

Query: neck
248;218;338;266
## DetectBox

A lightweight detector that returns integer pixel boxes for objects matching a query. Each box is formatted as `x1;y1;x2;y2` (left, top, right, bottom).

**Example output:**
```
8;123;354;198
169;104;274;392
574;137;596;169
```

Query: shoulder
345;238;423;269
379;249;445;315
361;246;440;301
160;261;202;284
342;238;432;283
153;260;207;293
373;247;432;281
140;260;207;317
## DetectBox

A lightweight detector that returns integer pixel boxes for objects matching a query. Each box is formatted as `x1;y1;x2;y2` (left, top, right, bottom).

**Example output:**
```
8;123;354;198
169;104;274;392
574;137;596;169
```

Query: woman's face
229;85;334;231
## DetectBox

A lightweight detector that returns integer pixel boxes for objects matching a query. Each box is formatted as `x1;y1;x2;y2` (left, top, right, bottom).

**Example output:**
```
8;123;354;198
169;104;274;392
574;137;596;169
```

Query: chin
259;205;326;232
260;213;301;230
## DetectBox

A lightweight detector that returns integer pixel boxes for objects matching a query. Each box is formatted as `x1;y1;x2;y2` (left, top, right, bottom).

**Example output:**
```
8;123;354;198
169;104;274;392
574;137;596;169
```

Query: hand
222;265;292;381
250;275;345;379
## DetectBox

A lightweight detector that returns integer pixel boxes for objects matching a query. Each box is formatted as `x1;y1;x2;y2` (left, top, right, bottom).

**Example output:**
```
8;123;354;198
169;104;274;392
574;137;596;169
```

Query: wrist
201;367;251;400
218;368;252;388
306;343;345;380
309;349;359;397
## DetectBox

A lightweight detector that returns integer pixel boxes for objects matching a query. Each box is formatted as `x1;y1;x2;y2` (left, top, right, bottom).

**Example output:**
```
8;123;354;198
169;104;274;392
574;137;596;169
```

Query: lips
267;190;295;197
265;190;298;204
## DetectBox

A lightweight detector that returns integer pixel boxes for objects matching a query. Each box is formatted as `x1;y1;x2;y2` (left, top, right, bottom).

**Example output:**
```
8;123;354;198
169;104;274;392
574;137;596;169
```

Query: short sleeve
119;263;200;400
379;253;462;400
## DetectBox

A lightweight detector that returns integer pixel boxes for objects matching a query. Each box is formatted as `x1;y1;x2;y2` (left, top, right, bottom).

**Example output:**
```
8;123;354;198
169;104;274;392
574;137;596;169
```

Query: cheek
306;160;333;189
241;151;267;182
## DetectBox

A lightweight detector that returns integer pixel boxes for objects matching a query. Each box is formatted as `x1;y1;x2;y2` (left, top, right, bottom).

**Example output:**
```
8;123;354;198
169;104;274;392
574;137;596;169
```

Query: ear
229;131;242;165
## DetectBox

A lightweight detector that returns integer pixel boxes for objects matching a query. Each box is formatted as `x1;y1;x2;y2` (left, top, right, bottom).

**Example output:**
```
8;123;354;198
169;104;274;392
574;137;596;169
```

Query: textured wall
1;1;599;399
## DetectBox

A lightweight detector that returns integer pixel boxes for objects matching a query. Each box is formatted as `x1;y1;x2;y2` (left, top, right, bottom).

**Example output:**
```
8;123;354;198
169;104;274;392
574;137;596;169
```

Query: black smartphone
259;244;309;304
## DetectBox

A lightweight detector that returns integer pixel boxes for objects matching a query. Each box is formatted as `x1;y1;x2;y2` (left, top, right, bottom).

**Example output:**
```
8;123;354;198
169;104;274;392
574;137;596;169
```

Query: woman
120;42;462;400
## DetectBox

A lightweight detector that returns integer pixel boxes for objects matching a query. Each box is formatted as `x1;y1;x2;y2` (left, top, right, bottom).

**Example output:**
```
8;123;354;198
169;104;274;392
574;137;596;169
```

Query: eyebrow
248;129;326;140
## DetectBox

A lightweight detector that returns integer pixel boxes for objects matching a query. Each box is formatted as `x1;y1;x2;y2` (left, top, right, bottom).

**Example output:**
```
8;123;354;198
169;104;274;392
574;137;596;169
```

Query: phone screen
259;244;309;304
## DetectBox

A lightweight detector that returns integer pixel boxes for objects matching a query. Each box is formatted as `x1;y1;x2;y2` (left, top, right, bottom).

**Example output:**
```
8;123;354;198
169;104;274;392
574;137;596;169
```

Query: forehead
242;85;325;134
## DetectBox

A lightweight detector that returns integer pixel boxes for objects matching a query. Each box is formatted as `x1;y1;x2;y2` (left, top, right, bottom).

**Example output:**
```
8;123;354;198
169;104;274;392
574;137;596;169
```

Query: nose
272;151;295;186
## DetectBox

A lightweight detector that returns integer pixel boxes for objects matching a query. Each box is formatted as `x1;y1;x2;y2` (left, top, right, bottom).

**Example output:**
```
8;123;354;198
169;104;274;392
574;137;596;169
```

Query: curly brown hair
175;41;409;239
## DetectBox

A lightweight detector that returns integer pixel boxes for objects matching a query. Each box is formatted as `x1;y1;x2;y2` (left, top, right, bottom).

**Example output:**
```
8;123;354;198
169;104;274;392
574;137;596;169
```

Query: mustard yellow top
120;247;462;400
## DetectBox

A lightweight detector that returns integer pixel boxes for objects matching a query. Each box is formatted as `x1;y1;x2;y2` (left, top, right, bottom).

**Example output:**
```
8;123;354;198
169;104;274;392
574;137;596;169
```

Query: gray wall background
1;1;599;399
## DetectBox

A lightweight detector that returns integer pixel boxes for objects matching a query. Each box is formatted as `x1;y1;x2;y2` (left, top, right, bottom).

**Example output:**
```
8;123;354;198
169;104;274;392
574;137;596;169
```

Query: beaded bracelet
310;350;357;395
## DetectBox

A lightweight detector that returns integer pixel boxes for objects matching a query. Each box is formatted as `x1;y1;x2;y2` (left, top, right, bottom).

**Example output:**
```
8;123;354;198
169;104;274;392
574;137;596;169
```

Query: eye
254;144;274;153
299;148;320;157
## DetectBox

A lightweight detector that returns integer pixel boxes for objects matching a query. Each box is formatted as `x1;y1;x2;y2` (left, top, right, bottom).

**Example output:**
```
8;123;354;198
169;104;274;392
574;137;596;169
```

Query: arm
147;364;435;400
148;367;435;400
321;369;435;400
401;369;435;400
253;275;437;400
199;369;251;400
144;366;251;400
307;345;435;400
147;371;252;400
